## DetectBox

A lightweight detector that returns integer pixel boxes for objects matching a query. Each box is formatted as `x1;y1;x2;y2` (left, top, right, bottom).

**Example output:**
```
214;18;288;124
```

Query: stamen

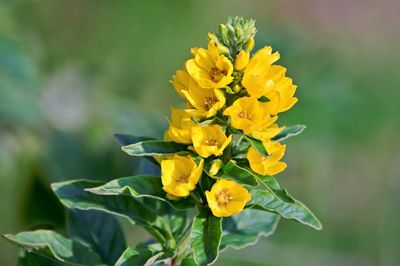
205;137;218;146
209;67;227;82
204;96;218;110
218;189;234;206
261;155;271;161
237;110;251;120
176;175;189;184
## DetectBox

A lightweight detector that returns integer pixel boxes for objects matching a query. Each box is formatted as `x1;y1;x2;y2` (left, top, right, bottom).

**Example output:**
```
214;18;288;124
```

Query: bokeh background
1;0;399;265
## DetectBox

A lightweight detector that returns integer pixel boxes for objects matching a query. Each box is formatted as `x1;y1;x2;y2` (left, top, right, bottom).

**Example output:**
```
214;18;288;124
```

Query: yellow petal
235;50;250;71
209;159;223;176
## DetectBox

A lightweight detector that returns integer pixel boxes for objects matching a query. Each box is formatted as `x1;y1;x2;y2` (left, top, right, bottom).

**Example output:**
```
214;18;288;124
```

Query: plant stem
174;224;193;263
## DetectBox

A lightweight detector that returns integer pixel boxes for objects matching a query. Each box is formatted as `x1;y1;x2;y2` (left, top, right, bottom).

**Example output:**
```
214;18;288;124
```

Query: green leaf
18;251;62;266
181;257;197;266
121;140;187;156
3;230;103;266
256;174;295;203
192;116;227;126
191;209;222;266
114;134;155;146
115;243;163;266
220;209;279;251
67;210;126;265
232;162;295;203
52;180;156;226
220;160;258;186
248;188;322;230
114;134;160;165
51;180;166;243
244;136;268;156
86;176;191;240
86;175;194;210
272;125;306;142
86;175;163;197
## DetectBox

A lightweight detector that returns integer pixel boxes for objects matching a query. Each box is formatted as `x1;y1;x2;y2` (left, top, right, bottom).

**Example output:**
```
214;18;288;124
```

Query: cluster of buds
163;16;298;217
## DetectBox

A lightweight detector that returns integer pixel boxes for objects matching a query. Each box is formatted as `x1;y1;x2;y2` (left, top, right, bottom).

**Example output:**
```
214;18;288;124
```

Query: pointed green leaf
192;116;227;126
115;243;163;266
86;175;163;197
86;176;191;240
114;134;155;146
51;180;166;243
231;134;249;157
231;162;295;203
255;173;295;203
220;160;258;186
244;136;268;156
181;257;197;266
86;175;194;210
248;188;322;230
121;140;187;156
220;209;279;251
52;180;156;226
67;210;126;265
18;251;62;266
3;230;103;266
191;209;222;266
114;134;160;165
272;125;306;142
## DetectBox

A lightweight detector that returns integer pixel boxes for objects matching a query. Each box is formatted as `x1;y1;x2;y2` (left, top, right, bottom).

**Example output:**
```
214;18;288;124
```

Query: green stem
174;224;193;263
146;226;166;244
190;189;204;206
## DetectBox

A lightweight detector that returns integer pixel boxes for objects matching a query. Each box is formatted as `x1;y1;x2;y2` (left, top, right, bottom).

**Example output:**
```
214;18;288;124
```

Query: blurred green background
1;0;399;265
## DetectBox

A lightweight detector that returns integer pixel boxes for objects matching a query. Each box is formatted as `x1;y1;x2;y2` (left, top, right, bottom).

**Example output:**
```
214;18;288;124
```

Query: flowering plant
4;17;321;266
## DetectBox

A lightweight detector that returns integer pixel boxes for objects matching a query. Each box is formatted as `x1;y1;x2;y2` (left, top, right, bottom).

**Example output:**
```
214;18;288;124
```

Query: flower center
204;96;218;110
261;155;271;161
205;137;218;146
217;189;234;206
176;174;189;184
209;67;227;82
237;110;252;120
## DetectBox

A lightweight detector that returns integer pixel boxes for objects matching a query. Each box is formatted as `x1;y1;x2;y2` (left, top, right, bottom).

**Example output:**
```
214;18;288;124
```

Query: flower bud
209;159;223;176
235;50;250;71
219;24;230;46
243;38;255;52
235;26;244;42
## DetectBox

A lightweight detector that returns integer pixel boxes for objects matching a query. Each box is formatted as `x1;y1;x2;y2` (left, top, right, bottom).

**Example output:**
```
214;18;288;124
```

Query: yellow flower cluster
161;24;297;217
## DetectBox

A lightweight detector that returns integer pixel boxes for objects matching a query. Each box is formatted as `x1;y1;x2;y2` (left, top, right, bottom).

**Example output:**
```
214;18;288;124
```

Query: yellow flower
207;33;230;55
186;41;233;89
181;79;226;118
171;67;191;98
265;77;298;115
166;108;195;144
223;96;277;135
191;125;232;158
171;66;226;118
234;50;250;71
161;155;204;197
205;179;251;217
247;141;287;176
242;46;282;98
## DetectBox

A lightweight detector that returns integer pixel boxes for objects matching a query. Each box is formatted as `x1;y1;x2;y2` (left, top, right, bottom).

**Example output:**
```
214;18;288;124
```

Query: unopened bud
235;26;244;43
243;38;255;52
209;159;223;176
235;50;250;71
219;24;230;45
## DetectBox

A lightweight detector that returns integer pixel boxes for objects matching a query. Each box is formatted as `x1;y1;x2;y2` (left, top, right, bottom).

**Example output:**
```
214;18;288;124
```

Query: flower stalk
4;16;321;266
